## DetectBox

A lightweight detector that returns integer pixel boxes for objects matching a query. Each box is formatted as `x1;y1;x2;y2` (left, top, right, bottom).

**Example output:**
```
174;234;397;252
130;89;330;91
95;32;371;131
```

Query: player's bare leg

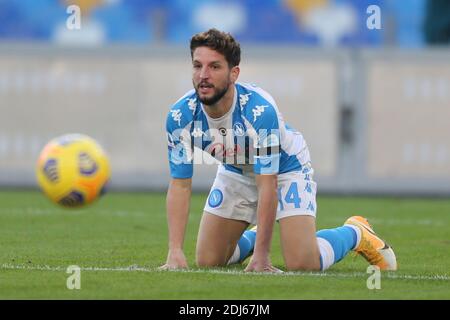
279;215;321;271
196;212;249;267
279;214;365;271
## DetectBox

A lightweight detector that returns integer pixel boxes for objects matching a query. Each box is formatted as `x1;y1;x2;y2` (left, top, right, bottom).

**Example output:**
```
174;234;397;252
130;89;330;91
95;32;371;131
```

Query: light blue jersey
166;82;312;179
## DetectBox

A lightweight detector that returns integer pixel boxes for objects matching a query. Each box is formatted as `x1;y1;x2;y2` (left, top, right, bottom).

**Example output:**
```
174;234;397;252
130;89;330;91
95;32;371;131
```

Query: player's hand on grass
158;248;188;270
244;255;283;273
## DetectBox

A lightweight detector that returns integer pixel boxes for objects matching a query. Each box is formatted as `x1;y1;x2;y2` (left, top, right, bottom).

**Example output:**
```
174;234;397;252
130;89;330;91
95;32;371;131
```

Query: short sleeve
166;109;193;178
250;105;280;175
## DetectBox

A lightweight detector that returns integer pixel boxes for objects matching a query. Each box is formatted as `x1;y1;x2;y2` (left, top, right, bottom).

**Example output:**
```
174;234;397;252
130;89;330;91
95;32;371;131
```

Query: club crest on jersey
252;105;268;122
170;109;182;126
208;189;223;208
233;122;245;136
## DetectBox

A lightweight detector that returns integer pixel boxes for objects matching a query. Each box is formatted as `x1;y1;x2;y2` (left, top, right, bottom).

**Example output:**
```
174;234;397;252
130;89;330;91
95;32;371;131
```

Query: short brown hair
190;28;241;68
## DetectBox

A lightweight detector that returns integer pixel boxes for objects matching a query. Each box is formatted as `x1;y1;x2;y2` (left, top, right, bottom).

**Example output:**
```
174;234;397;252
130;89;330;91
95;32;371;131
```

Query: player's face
192;47;239;106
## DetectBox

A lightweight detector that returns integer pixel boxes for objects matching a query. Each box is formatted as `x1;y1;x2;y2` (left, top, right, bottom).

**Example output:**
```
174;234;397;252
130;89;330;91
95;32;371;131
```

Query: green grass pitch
0;190;449;299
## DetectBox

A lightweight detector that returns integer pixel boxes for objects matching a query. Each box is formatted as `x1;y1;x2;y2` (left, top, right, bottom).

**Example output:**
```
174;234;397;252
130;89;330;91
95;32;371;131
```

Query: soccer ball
36;134;111;208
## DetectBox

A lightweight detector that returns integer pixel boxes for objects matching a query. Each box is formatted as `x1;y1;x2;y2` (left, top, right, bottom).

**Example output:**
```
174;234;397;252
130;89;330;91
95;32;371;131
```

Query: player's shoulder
169;89;199;113
236;82;278;109
167;89;199;130
236;83;279;126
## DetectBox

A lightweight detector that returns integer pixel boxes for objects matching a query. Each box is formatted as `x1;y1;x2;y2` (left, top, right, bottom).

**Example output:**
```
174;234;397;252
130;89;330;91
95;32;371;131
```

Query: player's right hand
158;248;188;270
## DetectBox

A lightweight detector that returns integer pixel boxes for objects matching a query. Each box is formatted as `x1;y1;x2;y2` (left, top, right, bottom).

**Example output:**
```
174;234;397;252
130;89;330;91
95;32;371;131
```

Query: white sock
317;237;335;271
227;246;240;265
344;224;362;249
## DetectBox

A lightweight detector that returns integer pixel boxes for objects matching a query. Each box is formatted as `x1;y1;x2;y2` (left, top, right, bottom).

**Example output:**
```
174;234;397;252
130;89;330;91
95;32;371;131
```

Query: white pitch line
3;208;446;226
1;263;448;282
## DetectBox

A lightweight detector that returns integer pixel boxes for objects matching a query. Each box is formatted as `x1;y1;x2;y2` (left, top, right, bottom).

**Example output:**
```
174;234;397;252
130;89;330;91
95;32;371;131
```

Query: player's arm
245;173;280;272
245;103;282;272
159;177;192;270
160;108;194;270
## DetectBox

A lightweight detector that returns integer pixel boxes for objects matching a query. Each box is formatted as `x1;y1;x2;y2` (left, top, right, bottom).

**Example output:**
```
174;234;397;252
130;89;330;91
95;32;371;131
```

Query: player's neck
203;85;235;119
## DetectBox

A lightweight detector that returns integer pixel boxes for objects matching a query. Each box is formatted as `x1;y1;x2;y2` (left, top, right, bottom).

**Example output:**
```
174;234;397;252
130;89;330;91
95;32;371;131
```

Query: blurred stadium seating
0;0;436;47
1;0;450;195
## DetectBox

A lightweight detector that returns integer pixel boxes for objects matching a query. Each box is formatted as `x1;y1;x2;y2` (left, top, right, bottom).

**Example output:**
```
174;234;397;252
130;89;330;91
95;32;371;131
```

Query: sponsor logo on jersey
187;98;197;113
252;105;268;122
304;183;312;193
239;93;252;109
170;109;182;126
208;143;242;158
191;127;204;138
219;127;227;136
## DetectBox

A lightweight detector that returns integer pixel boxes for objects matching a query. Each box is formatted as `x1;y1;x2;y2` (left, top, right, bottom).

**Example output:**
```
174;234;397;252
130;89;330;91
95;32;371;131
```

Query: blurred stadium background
1;0;450;196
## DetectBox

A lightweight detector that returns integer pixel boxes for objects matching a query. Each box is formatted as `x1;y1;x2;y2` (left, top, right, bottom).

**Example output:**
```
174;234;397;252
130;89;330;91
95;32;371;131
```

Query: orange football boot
345;216;397;270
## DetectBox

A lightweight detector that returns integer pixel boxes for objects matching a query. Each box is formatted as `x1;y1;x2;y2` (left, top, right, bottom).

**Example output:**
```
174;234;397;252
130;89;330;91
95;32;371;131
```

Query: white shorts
204;166;317;225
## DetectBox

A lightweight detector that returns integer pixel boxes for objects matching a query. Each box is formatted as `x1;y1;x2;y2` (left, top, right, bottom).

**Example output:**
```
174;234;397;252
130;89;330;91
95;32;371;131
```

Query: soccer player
160;29;397;272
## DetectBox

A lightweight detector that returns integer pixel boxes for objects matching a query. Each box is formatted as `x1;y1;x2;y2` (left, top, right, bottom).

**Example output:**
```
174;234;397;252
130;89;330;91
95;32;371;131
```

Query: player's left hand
244;256;283;273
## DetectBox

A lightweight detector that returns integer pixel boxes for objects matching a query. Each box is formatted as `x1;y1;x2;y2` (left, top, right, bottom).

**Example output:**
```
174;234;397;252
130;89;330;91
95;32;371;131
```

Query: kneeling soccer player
159;28;397;273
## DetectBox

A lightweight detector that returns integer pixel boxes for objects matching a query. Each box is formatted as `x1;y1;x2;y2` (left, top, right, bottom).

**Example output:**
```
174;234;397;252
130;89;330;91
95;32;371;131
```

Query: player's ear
230;65;240;82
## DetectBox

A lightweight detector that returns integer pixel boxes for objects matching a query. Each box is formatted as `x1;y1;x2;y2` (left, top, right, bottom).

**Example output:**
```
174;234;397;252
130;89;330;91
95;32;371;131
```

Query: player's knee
285;258;321;271
285;261;321;271
196;253;226;268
